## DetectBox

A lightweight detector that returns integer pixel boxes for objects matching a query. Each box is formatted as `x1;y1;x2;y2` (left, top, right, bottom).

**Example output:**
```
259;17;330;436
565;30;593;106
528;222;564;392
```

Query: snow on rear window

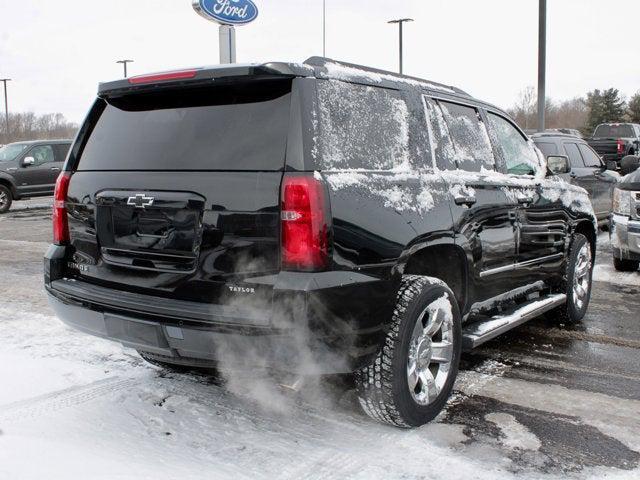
317;80;410;170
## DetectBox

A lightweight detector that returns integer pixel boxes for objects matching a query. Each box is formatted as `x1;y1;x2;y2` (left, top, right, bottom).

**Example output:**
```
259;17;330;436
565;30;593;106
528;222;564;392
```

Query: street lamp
116;59;134;78
0;78;10;141
387;18;413;75
537;0;546;132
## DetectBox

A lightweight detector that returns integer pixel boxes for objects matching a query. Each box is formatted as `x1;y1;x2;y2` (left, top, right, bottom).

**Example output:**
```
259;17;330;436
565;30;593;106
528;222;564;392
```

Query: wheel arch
401;240;468;313
0;174;17;197
574;219;597;262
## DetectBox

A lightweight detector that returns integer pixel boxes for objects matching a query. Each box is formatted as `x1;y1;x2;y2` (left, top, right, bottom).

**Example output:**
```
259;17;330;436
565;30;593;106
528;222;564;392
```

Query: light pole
537;0;546;132
116;59;134;78
388;18;413;75
0;78;10;141
322;0;326;57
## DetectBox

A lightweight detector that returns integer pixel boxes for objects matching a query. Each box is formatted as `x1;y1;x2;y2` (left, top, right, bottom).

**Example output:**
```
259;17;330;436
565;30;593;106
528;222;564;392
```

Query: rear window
316;81;410;170
76;81;291;171
593;124;634;138
534;141;558;157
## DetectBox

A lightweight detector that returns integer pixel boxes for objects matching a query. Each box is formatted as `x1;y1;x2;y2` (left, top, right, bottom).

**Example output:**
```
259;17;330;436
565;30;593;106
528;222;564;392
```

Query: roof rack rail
303;56;469;96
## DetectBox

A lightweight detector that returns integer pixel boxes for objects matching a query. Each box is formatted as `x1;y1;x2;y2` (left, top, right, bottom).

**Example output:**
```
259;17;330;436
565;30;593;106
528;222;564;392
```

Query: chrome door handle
454;195;477;207
518;197;534;204
50;167;60;171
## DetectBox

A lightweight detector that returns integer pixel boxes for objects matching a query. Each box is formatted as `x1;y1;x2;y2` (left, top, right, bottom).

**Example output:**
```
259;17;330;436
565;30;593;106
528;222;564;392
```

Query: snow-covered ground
0;209;639;479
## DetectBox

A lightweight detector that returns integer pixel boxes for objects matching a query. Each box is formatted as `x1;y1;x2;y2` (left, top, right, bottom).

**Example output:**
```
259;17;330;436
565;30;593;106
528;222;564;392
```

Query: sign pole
219;25;236;63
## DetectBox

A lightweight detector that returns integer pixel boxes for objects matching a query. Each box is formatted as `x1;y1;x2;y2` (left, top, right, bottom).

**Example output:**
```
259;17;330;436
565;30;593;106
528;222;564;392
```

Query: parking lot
0;198;639;479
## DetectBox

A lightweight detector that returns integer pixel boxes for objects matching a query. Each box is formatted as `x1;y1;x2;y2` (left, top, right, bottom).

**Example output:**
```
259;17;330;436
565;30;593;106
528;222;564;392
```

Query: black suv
44;58;597;427
532;132;620;226
0;139;72;213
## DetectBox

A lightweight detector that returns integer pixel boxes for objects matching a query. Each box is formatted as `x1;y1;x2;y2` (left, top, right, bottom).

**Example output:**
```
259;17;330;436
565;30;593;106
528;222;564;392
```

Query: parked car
546;128;583;138
44;58;597;428
611;155;640;271
587;123;640;166
532;132;620;227
0;139;72;213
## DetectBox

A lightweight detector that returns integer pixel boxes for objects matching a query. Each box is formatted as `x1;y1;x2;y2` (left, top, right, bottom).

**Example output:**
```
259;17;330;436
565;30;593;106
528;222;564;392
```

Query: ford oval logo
192;0;259;26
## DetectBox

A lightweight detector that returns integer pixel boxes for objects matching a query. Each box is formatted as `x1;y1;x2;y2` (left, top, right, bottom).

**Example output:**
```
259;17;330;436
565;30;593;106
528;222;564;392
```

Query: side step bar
462;293;566;350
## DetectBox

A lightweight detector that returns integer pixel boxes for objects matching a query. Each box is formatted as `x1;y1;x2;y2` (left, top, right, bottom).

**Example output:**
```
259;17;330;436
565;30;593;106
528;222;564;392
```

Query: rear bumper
610;214;640;261
44;246;395;374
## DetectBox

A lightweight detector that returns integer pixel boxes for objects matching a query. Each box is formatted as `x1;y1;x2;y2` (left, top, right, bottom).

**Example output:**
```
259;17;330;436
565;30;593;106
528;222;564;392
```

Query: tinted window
487;113;539;175
53;144;70;163
535;141;558;157
563;143;584;168
317;81;410;170
77;81;291;171
439;101;494;172
578;143;602;168
593;124;634;138
424;97;456;169
0;143;29;162
29;145;55;166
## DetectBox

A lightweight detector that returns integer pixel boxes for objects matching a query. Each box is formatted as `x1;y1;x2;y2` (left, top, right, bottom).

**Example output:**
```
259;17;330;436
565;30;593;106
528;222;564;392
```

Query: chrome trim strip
479;253;564;278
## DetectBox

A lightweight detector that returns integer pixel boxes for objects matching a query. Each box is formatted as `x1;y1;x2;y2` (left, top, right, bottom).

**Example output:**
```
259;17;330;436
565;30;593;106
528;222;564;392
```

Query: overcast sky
2;0;639;123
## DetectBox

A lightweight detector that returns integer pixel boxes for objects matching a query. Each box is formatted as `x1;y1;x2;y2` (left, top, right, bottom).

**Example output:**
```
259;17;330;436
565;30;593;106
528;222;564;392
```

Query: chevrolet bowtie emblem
127;193;155;209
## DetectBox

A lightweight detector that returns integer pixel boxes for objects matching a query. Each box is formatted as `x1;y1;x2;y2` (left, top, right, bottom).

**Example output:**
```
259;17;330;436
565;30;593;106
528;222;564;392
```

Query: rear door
65;79;293;305
425;97;520;301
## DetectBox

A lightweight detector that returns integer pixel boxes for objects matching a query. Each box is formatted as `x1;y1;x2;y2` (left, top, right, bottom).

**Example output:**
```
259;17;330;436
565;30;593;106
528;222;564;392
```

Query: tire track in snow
0;376;137;423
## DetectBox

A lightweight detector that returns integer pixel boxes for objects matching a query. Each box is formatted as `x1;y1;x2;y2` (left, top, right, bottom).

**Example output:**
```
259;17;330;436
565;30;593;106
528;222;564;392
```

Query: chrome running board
462;293;566;350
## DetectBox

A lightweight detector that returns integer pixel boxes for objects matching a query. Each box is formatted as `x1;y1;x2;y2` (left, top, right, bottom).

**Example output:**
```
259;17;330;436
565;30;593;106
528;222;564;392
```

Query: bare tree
2;112;77;144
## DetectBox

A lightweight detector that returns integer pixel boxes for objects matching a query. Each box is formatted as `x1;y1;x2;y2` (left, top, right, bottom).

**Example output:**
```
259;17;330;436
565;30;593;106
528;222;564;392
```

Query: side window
316;81;410;170
423;97;456;169
53;144;71;163
487;113;540;175
535;141;557;157
28;145;55;166
563;143;585;168
578;143;602;168
438;100;495;172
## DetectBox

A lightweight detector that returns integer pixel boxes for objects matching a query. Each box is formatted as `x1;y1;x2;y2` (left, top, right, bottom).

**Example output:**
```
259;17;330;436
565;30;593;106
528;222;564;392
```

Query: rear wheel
551;233;593;324
0;185;12;214
355;275;462;428
613;257;639;272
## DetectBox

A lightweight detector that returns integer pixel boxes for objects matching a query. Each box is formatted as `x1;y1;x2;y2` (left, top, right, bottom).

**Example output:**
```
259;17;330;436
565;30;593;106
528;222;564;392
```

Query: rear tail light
53;172;71;244
617;139;625;154
280;174;330;271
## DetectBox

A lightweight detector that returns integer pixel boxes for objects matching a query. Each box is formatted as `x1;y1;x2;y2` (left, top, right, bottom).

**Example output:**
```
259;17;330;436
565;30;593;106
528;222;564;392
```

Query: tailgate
64;79;292;305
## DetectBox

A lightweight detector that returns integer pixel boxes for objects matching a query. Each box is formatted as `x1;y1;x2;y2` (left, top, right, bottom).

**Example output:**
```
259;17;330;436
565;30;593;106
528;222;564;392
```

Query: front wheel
0;185;12;214
355;275;462;428
551;233;593;324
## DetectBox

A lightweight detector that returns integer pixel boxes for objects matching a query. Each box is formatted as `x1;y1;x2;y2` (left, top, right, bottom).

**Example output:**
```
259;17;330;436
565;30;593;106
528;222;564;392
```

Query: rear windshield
593;124;634;138
76;80;291;171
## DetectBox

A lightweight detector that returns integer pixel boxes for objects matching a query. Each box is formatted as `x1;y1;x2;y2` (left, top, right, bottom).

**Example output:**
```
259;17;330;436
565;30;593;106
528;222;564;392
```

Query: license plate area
96;190;205;272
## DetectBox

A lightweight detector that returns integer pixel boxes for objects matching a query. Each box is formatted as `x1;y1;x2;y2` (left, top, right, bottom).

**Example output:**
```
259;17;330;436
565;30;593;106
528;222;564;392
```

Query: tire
613;257;639;272
355;275;462;428
551;233;593;324
0;184;12;214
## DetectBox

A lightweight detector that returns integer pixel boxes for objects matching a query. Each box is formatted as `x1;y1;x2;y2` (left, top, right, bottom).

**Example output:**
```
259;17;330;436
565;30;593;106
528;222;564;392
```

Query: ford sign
192;0;259;26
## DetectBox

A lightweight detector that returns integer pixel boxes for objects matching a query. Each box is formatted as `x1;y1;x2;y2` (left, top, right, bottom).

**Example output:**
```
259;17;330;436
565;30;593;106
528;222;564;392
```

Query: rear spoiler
98;62;314;97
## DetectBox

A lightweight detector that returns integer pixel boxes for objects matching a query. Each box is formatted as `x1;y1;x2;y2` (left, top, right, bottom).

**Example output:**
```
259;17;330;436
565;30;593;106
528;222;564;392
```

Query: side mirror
22;156;35;167
547;155;571;175
605;160;618;171
620;155;640;175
